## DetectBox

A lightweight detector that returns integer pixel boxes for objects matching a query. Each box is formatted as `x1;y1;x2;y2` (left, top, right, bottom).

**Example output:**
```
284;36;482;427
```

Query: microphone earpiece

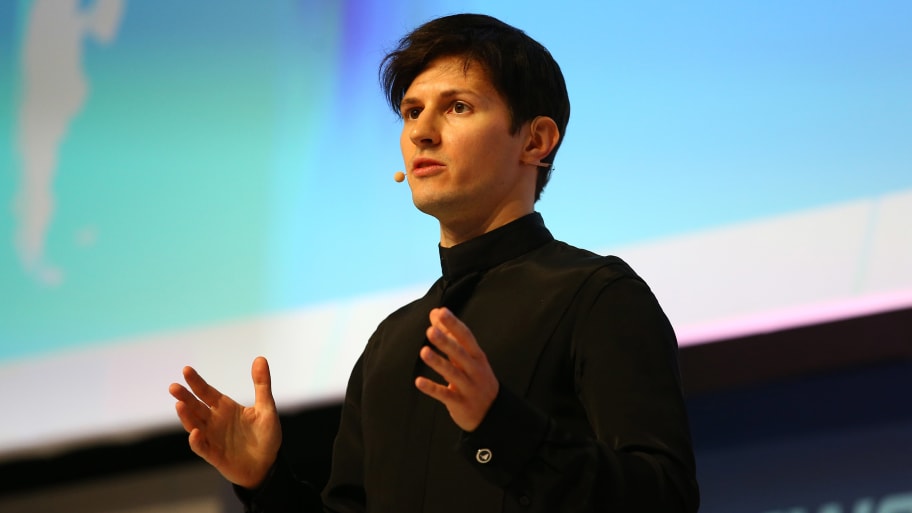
523;160;551;168
393;171;406;183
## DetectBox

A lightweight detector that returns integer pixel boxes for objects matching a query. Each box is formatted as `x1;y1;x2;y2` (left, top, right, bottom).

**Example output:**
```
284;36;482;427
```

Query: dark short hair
380;13;570;201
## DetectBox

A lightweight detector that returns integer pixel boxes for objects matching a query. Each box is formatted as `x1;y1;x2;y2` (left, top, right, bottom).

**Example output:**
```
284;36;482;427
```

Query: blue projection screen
1;0;910;459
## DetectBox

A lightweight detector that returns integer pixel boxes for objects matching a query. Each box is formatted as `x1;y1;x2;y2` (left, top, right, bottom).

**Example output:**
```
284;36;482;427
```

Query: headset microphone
393;171;406;183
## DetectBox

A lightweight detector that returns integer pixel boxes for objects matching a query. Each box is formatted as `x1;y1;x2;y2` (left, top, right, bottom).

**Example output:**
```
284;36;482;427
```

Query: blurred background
1;1;911;511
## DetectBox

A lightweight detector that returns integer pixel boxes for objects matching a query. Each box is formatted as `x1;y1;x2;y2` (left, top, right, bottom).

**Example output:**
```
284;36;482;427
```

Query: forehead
404;55;495;97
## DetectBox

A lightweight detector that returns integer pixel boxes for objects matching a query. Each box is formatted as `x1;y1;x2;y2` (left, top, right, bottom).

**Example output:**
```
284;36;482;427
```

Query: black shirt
243;212;699;512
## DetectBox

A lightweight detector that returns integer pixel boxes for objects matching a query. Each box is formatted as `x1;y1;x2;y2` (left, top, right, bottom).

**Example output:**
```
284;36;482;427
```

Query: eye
451;101;469;114
403;107;422;120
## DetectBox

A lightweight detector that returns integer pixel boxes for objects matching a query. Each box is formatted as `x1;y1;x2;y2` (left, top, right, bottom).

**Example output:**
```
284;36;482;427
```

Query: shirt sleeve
233;451;324;513
235;352;371;513
458;272;700;512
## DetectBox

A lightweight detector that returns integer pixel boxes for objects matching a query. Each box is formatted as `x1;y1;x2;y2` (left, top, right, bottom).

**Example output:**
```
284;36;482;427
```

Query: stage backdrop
1;0;910;459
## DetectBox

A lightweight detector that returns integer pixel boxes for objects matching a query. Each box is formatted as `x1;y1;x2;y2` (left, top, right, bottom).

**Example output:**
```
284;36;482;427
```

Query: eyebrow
399;89;477;111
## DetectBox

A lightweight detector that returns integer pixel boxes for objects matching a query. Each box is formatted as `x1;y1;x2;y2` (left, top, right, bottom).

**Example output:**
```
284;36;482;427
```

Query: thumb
251;356;277;411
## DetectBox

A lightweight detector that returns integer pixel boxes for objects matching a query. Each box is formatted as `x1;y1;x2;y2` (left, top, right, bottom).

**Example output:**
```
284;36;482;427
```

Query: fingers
417;308;499;432
421;307;494;400
173;399;206;434
429;307;482;357
169;381;210;432
168;381;195;403
169;365;228;439
426;324;466;365
418;343;460;384
182;366;224;407
424;308;485;380
415;373;454;402
251;356;277;411
424;329;469;390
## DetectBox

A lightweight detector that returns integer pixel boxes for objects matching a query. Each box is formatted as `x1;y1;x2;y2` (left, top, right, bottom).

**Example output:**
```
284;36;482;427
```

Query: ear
521;116;560;168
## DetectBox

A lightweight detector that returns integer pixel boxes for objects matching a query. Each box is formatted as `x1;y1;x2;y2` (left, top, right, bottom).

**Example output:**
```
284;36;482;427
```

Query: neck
438;206;534;248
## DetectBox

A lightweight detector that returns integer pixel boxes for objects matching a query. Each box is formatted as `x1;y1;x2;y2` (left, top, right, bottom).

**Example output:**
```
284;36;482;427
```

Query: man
170;13;700;513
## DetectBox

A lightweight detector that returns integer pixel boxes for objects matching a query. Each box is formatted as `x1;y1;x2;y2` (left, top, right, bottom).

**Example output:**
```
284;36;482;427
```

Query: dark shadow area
2;306;909;503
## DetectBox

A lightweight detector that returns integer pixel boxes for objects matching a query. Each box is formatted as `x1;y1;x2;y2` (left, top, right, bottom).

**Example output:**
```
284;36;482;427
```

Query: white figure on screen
13;0;124;286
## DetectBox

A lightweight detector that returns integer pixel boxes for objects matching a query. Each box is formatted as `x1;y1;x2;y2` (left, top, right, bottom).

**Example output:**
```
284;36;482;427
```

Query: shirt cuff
232;449;322;512
457;384;550;487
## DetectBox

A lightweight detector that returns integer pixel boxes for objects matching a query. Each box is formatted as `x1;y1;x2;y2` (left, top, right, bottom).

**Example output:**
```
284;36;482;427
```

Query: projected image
0;0;910;459
15;0;124;287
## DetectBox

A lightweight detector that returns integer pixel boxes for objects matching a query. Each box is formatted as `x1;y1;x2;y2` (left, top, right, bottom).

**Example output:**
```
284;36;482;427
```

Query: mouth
411;157;446;177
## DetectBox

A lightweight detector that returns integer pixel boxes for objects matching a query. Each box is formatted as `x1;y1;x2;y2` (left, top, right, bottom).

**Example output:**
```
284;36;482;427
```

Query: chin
412;194;462;221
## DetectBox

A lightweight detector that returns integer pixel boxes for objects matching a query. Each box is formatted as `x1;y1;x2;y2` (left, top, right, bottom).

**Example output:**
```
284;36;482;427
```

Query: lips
411;157;446;177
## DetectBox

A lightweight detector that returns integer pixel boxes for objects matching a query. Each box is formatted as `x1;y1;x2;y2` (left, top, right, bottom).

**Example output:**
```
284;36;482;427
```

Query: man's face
399;55;534;243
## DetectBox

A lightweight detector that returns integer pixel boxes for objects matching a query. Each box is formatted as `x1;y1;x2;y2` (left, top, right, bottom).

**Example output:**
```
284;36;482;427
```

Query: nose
408;112;440;147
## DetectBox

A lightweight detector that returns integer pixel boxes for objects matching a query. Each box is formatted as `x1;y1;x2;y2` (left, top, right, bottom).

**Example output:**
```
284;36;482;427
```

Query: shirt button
475;448;493;464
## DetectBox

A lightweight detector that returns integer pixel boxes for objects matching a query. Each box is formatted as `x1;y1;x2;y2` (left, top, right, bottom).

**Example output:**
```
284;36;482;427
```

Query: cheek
399;131;411;158
469;130;518;165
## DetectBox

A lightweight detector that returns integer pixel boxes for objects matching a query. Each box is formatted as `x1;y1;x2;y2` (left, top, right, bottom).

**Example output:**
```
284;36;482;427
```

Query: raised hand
415;307;500;432
168;356;282;489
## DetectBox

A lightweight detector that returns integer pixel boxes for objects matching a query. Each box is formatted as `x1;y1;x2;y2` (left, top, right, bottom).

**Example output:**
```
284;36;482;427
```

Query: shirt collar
438;212;553;282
